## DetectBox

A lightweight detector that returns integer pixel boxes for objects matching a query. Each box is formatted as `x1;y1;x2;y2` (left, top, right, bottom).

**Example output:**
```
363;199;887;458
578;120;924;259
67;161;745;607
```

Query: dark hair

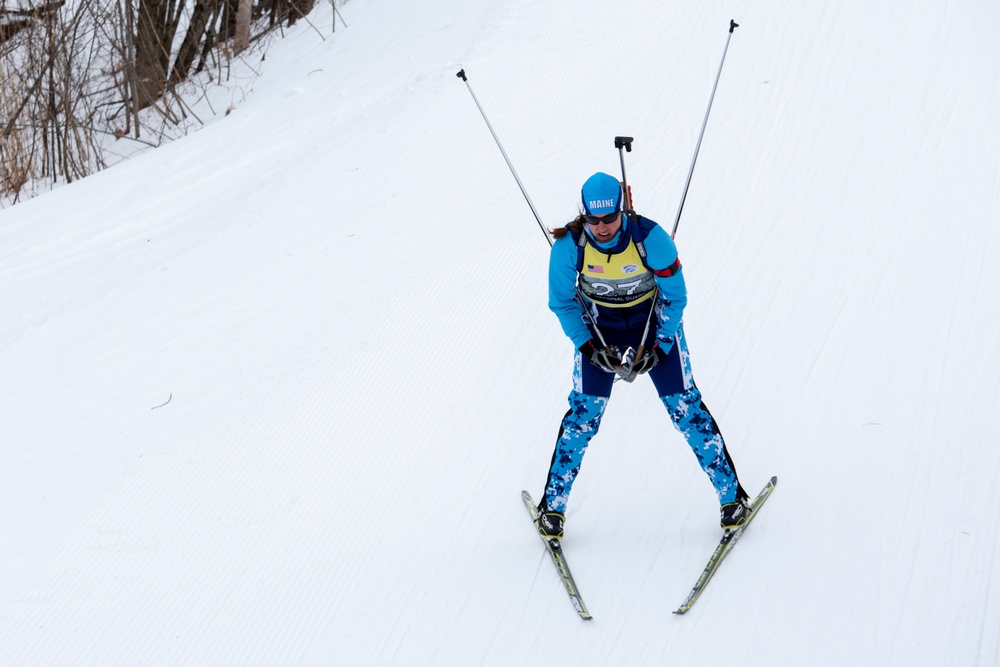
550;212;587;240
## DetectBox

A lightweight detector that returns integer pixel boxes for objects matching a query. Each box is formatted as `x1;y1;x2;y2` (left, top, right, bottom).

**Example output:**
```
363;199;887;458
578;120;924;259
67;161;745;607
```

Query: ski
674;475;778;615
521;490;593;620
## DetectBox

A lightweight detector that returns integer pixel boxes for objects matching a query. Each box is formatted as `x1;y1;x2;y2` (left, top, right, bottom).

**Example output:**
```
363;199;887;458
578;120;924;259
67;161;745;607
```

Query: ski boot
720;490;751;534
536;501;565;540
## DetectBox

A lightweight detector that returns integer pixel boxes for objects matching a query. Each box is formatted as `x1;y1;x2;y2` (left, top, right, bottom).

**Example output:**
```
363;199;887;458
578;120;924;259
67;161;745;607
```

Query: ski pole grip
456;69;467;81
615;136;634;152
730;19;739;33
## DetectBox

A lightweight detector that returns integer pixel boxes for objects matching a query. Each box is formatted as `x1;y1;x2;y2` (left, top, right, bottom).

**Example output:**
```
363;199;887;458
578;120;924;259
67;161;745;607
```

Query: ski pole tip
730;19;739;32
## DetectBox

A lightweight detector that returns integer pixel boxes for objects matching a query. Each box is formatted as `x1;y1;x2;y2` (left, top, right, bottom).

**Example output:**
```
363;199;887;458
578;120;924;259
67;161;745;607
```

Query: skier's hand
628;345;666;376
579;340;622;374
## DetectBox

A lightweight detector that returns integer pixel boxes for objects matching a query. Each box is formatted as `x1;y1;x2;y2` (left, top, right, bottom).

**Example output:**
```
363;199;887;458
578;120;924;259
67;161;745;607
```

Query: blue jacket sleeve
548;235;592;348
642;225;688;346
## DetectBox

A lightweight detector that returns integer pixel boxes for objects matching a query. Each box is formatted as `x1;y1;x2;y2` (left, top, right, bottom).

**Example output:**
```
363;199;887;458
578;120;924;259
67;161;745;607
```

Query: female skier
536;171;749;539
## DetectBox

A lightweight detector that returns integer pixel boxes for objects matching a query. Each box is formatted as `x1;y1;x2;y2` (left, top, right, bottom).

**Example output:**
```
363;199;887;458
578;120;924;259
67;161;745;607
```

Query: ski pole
671;19;740;240
456;69;552;247
619;288;659;383
457;69;623;356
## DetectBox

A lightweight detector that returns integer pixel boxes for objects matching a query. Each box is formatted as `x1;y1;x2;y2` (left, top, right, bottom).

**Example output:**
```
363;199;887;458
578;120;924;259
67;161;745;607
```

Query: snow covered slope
2;0;999;664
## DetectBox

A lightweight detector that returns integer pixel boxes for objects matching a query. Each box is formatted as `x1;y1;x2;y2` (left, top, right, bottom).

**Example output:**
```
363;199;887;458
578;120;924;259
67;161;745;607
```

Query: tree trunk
287;0;313;25
233;0;250;53
133;0;169;109
169;0;219;83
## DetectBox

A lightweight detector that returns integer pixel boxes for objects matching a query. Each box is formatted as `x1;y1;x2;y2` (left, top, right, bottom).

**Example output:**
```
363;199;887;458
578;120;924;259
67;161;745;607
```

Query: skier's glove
628;345;667;376
579;340;621;374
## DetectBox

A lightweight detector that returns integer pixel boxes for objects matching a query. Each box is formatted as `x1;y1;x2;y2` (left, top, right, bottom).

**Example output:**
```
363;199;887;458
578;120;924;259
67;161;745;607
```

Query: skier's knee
659;387;702;421
562;391;608;434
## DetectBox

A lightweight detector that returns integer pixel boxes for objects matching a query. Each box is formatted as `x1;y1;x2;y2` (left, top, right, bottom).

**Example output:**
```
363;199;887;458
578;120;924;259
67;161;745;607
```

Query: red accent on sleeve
652;257;682;278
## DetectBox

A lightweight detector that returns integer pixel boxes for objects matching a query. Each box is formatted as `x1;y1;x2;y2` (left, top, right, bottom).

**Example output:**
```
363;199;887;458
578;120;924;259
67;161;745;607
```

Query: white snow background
3;0;1000;665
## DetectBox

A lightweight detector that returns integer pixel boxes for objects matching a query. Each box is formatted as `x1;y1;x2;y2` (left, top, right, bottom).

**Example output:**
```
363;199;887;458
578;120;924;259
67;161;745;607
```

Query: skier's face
585;211;621;243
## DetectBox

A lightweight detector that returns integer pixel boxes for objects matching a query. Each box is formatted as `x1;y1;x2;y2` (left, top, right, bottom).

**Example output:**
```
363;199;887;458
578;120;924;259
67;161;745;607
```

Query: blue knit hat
581;172;623;215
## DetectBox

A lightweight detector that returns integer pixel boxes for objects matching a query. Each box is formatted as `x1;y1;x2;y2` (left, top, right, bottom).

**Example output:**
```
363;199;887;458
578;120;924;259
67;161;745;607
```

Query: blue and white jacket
548;214;687;349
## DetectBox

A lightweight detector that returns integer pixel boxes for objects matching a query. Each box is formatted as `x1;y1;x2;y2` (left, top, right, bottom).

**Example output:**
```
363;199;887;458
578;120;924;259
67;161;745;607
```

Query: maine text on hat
588;199;616;210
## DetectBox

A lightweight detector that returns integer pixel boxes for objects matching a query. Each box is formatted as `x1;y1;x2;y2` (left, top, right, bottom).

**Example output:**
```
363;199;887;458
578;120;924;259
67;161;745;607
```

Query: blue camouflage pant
542;323;743;513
